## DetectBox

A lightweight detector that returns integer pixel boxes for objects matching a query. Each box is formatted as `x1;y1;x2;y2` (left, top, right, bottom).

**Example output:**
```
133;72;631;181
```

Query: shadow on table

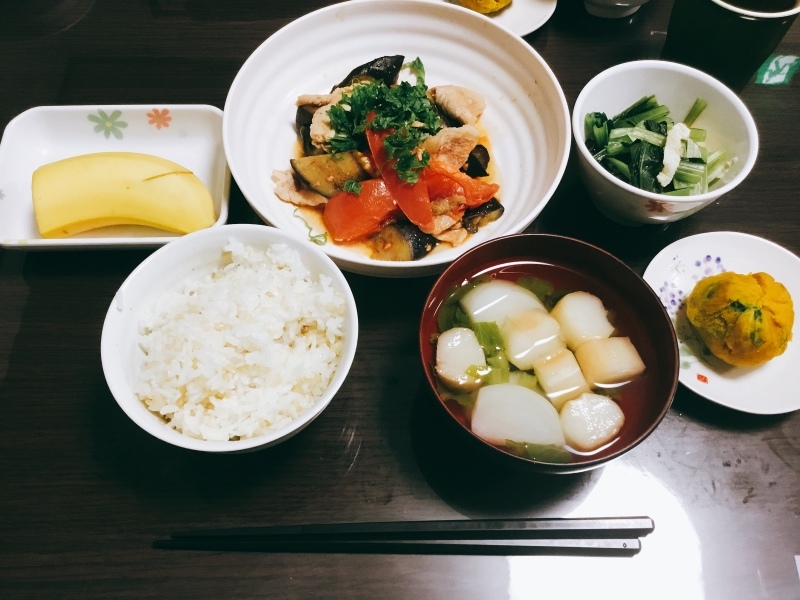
671;385;790;432
148;0;330;22
90;375;306;503
0;0;95;41
407;382;601;519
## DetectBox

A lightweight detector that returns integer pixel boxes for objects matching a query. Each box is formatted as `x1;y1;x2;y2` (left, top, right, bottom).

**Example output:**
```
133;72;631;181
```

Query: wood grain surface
1;1;798;598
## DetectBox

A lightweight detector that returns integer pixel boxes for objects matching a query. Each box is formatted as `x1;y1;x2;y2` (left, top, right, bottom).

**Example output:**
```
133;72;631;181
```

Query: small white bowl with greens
572;60;758;226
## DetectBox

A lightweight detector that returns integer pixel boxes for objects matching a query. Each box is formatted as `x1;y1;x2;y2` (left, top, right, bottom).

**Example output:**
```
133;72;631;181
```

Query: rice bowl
101;224;358;452
136;241;345;441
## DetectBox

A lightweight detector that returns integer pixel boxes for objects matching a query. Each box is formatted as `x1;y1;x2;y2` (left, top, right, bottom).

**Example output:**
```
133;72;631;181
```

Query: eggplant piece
462;198;504;234
290;152;367;198
296;104;325;157
462;144;491;178
331;55;405;91
370;221;438;261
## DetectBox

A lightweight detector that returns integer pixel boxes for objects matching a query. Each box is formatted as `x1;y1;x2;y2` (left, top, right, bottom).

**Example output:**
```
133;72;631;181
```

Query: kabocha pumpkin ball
686;272;794;367
459;0;512;14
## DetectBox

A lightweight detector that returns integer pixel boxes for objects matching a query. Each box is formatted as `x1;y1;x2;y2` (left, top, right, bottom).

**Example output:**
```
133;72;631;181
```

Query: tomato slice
428;160;499;208
425;171;466;202
323;179;399;242
366;126;435;234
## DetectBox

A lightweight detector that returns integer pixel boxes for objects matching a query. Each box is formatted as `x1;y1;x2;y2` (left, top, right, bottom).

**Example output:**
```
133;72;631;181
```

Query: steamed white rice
135;241;346;441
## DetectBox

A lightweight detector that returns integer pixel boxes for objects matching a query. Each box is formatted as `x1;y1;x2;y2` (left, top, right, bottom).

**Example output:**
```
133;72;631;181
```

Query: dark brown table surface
1;1;799;598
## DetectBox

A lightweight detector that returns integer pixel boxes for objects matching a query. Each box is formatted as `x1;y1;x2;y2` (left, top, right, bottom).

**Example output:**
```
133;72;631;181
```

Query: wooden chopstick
167;516;654;541
153;536;642;556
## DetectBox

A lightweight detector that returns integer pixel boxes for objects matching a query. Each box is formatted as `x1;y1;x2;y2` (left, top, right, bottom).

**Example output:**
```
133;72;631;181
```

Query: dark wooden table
1;1;799;598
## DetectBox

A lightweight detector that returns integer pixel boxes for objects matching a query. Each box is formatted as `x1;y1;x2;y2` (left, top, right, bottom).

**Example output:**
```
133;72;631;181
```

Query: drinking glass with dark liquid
662;0;800;91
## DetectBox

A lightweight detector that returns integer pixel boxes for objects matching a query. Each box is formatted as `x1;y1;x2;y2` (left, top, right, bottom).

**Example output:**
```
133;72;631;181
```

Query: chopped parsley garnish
343;178;363;194
327;58;442;184
403;57;426;83
293;209;327;246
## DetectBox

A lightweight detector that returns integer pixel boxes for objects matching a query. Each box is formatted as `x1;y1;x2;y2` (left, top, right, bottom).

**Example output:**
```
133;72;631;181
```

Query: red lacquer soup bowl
419;233;679;474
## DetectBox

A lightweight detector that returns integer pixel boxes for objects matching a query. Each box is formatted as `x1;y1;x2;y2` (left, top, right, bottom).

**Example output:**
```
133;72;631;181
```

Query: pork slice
431;214;460;236
310;106;336;148
435;223;469;246
296;85;351;108
422;124;480;171
428;85;486;125
271;169;327;207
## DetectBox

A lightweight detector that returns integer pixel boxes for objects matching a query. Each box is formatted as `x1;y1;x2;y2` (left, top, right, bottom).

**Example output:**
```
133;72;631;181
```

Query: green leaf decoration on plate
88;109;128;140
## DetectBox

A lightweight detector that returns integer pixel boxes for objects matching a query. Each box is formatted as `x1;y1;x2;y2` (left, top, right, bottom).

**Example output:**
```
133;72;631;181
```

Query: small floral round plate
643;231;800;415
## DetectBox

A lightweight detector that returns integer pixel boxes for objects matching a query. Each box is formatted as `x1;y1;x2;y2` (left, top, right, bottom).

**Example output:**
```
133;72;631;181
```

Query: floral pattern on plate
88;109;128;139
147;108;172;129
652;250;728;375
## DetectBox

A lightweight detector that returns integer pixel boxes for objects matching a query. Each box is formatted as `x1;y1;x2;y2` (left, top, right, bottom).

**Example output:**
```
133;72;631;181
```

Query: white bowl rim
572;59;759;205
223;0;571;276
100;223;359;453
710;0;800;18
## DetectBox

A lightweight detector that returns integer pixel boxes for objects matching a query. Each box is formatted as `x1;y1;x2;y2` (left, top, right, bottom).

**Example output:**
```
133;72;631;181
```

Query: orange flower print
147;108;172;130
644;199;674;214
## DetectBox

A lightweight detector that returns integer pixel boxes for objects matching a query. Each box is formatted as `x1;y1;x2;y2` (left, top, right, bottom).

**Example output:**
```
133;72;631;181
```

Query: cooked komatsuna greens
271;55;503;261
584;95;737;196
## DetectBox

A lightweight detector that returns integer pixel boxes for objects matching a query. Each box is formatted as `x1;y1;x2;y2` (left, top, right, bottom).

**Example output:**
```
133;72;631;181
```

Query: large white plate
223;0;570;277
0;104;230;249
643;232;800;415
440;0;557;36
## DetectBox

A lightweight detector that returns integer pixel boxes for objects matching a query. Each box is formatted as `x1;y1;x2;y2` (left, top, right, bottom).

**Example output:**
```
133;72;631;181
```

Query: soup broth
434;259;661;464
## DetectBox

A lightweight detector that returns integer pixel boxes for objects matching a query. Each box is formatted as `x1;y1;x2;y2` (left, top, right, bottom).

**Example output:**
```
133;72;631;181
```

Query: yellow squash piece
686;271;794;367
459;0;512;14
32;152;216;238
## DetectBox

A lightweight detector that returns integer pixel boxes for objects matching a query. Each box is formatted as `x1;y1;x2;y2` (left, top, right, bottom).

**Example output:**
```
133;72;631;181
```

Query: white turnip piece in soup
500;308;565;370
532;348;591;411
575;336;646;387
459;280;545;327
560;392;625;452
550;291;615;350
471;383;565;447
435;327;486;391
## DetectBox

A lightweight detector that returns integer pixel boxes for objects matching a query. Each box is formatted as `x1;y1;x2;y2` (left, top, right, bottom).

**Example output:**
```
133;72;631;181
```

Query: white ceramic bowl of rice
101;224;358;452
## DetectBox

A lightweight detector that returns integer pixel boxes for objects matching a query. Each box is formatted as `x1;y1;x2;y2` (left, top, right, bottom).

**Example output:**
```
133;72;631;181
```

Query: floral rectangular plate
0;104;230;248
